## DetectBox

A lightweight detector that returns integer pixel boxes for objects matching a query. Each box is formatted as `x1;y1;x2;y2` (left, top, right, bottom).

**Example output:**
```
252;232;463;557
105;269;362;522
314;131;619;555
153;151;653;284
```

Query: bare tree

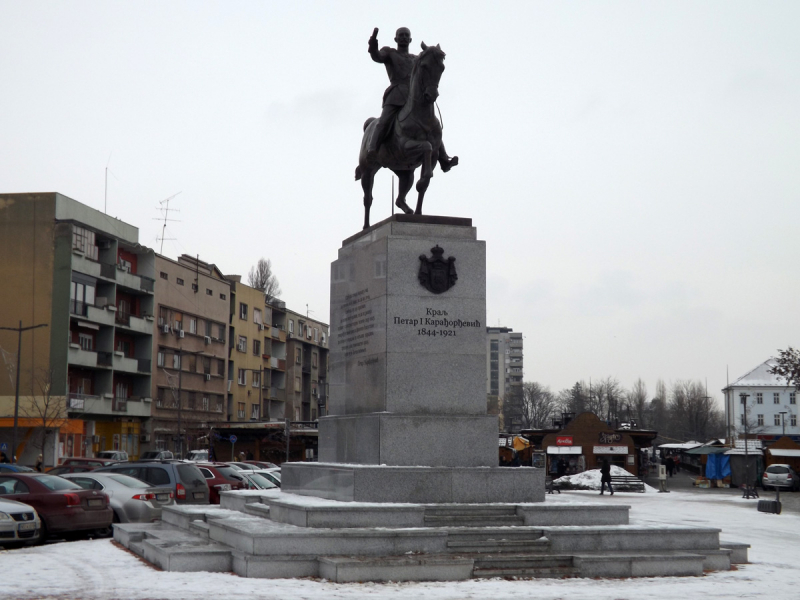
768;347;800;389
247;258;282;302
668;380;723;441
20;369;68;461
520;382;557;429
627;378;648;427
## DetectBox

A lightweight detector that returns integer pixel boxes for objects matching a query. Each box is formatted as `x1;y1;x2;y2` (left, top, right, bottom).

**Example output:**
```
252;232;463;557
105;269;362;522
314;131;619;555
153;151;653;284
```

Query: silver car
252;468;281;487
762;464;800;491
239;471;279;491
0;497;41;546
62;472;174;525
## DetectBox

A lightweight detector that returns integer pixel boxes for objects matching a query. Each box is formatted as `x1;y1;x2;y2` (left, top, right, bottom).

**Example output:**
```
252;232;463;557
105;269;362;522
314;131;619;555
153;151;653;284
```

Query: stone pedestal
282;215;542;502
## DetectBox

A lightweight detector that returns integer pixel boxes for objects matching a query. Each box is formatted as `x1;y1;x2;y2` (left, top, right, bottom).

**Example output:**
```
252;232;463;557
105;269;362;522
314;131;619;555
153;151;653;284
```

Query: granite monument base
281;462;545;503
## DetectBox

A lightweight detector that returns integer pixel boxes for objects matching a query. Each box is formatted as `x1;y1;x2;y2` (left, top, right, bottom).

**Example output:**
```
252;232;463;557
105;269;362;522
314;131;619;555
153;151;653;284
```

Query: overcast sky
2;1;798;406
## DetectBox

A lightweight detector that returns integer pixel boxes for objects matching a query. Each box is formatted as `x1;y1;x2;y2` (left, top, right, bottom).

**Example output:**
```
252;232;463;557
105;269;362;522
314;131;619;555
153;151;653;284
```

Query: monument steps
425;515;525;527
446;537;550;553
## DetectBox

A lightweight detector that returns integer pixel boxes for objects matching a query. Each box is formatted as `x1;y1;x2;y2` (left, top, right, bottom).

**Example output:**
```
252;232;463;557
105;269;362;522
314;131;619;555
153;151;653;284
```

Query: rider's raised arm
368;28;389;63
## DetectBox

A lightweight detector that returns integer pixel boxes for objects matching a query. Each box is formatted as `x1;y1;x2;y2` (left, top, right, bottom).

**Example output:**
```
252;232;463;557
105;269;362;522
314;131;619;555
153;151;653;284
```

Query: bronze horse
356;43;452;229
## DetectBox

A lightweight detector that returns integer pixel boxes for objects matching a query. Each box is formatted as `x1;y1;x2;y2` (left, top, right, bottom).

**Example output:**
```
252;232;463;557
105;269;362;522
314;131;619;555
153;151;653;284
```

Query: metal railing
97;352;113;367
139;275;155;292
69;300;88;317
112;398;127;412
100;263;116;280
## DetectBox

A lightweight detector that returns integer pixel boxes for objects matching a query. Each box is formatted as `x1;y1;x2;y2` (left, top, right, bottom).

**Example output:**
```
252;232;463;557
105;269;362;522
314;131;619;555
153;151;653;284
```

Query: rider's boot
367;121;387;161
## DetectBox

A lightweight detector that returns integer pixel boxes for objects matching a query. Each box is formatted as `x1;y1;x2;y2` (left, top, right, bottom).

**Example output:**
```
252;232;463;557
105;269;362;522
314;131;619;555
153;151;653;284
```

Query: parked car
186;450;209;462
252;468;281;488
0;497;41;547
139;451;174;461
244;460;279;469
194;463;245;503
226;462;261;472
96;451;128;461
0;473;112;541
46;457;122;475
0;464;35;473
62;472;174;525
238;471;279;491
94;461;209;504
762;464;800;491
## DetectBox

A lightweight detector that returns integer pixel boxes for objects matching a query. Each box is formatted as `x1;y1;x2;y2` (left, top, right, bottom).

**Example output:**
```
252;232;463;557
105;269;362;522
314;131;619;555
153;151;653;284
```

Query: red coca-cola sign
556;436;573;446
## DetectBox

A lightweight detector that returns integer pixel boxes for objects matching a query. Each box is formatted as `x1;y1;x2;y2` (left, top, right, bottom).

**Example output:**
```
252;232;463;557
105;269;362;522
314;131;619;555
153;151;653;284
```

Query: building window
70;280;96;315
78;333;94;351
188;318;197;334
288;320;294;334
757;414;764;426
774;393;780;404
740;396;746;405
220;293;226;300
757;393;763;404
792;415;797;427
237;336;247;352
296;348;302;364
237;402;245;419
176;278;184;286
203;356;211;375
187;392;196;410
253;371;261;388
240;303;248;320
160;272;168;280
201;396;209;411
157;351;164;367
203;289;210;296
254;309;262;325
295;376;301;392
253;339;261;355
172;354;181;370
321;332;326;346
238;369;246;385
72;226;97;259
217;359;225;376
192;283;198;292
312;352;317;368
215;396;223;412
217;324;226;342
791;393;797;405
775;414;781;426
251;404;260;420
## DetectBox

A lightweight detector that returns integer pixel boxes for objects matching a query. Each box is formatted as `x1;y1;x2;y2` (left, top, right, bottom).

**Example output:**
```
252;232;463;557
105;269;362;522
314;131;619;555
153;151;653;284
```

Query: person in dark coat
557;458;567;478
665;455;675;477
600;459;614;495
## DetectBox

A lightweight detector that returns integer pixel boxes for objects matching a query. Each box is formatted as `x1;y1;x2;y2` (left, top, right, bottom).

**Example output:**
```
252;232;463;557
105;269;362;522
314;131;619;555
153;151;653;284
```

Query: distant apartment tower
227;277;289;424
0;193;155;463
486;326;524;432
150;254;230;454
284;309;329;422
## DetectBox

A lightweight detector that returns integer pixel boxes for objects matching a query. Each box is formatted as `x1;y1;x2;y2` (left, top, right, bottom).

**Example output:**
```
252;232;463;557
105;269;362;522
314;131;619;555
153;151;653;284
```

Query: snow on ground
556;466;659;492
1;488;797;600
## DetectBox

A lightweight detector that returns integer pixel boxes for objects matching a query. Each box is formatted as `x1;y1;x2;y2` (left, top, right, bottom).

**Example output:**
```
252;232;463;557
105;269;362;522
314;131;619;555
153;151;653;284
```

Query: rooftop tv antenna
154;192;182;254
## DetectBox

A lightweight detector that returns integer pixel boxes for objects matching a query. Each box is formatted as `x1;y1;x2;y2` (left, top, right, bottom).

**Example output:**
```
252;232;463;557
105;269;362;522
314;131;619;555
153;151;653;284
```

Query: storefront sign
599;432;622;444
547;446;583;455
593;445;629;455
556;436;573;446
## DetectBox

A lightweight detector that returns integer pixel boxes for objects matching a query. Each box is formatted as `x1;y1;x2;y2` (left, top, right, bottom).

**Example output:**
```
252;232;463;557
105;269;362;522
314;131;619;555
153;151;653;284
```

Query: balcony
71;252;102;278
302;362;311;374
113;397;127;412
99;263;116;280
271;328;286;342
115;311;153;335
67;393;151;418
67;393;97;411
269;387;286;402
115;267;154;294
97;351;113;367
112;353;139;373
84;304;116;327
68;345;97;368
137;359;151;373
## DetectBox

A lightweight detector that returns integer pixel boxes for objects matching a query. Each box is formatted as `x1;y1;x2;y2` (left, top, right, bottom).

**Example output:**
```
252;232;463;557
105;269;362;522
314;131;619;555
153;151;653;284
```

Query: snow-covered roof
725;439;763;455
658;441;703;450
724;358;790;389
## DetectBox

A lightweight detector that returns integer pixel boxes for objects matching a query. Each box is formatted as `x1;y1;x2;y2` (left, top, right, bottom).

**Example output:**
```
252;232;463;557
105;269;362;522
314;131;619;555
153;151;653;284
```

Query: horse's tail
363;117;376;131
355;165;363;181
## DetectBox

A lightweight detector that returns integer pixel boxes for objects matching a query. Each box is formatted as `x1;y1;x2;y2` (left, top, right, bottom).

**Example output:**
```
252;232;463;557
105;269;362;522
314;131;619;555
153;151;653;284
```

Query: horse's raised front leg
394;170;414;214
361;169;376;229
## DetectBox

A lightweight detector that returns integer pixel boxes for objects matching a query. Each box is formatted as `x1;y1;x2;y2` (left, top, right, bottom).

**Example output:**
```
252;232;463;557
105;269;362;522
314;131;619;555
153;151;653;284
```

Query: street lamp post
740;393;756;499
0;321;48;464
779;411;788;436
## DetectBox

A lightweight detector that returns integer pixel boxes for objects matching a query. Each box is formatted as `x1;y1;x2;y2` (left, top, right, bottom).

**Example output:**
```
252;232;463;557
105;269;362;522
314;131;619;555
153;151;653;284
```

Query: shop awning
593;446;629;455
546;446;582;455
768;449;800;457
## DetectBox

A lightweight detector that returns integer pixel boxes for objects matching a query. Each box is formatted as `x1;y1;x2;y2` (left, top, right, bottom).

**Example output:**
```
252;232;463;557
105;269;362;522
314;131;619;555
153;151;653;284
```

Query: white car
0;497;41;547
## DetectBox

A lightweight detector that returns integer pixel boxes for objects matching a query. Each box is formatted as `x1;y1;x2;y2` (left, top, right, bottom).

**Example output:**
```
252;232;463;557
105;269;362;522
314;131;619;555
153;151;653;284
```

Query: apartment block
0;192;155;464
284;309;329;422
227;278;289;424
486;326;524;432
150;254;230;454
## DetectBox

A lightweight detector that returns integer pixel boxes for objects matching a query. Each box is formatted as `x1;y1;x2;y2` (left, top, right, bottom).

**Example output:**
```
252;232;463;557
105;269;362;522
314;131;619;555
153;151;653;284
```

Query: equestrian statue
356;27;458;229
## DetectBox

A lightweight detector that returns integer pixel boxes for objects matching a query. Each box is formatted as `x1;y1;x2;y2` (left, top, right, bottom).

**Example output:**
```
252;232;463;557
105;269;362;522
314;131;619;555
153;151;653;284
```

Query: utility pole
0;321;48;464
285;418;290;463
740;393;756;499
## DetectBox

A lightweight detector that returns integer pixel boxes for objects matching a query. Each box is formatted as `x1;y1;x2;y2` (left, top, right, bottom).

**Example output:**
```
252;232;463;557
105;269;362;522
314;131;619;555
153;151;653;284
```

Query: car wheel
35;521;48;546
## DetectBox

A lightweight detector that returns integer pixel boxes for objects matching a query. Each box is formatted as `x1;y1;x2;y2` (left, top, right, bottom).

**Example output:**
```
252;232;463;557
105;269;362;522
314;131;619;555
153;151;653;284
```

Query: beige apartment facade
150;254;230;455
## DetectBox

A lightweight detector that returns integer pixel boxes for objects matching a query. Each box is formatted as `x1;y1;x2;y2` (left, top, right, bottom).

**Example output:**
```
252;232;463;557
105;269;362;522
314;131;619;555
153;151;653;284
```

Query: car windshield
35;475;83;491
246;473;277;489
176;464;205;484
766;466;789;474
212;466;244;480
107;474;150;488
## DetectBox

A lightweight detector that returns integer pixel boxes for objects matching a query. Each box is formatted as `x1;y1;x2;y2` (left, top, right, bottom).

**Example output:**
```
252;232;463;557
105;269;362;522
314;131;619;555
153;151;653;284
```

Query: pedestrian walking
35;454;43;472
600;459;614;495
